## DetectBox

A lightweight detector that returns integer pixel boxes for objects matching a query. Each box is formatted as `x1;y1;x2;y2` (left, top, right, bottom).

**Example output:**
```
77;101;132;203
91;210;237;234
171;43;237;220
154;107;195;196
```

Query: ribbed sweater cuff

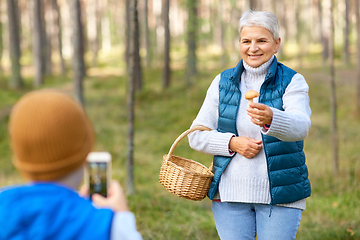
208;132;236;156
263;108;291;139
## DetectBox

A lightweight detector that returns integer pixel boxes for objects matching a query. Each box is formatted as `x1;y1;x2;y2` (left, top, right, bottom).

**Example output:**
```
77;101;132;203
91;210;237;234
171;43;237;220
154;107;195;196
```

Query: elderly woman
188;10;311;240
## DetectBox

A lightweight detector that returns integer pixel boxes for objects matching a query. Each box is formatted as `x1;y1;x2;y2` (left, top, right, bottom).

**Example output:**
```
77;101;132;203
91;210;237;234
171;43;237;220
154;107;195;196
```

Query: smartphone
85;152;112;198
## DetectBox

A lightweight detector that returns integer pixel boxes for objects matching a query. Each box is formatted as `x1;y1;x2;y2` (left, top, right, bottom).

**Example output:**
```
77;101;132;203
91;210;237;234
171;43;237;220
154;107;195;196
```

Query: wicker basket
159;125;214;201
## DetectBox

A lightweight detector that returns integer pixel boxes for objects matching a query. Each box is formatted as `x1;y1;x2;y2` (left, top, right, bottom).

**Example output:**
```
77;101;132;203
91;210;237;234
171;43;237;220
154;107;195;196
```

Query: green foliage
0;51;359;239
0;116;15;176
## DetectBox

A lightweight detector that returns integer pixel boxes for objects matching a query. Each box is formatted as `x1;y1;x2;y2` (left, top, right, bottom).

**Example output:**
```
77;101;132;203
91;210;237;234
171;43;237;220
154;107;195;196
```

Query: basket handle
166;125;212;161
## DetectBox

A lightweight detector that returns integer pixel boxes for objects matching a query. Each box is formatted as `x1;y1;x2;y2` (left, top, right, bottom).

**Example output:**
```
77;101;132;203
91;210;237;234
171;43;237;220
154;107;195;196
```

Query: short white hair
238;10;279;40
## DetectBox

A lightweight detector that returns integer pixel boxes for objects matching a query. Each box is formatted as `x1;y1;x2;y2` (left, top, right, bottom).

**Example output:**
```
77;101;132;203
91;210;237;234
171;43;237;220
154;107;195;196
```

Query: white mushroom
245;90;260;107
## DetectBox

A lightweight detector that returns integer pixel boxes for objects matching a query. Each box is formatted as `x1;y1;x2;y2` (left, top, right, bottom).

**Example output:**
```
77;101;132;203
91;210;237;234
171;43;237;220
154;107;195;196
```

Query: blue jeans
212;202;303;240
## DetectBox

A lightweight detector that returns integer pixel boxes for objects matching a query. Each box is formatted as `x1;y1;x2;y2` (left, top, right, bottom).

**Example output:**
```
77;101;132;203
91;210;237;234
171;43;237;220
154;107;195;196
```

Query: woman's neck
243;55;274;80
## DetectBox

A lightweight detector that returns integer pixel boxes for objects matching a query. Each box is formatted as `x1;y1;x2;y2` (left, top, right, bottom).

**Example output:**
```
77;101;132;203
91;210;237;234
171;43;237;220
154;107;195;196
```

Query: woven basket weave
159;125;214;201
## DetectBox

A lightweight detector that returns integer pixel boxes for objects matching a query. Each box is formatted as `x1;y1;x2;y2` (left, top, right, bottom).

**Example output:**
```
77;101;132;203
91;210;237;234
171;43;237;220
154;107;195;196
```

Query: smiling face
239;26;281;68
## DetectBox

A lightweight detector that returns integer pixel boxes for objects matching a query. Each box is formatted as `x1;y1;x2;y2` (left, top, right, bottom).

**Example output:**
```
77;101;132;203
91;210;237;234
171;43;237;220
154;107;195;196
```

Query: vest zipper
261;133;273;206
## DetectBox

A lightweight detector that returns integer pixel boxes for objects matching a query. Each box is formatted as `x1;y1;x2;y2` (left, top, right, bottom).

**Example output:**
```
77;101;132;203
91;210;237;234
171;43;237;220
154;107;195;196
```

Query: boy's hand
92;180;129;212
79;180;129;212
78;184;88;198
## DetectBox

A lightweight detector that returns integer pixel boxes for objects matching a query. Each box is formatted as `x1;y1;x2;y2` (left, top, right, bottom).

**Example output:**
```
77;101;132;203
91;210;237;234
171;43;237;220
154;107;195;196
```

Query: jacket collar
264;55;278;82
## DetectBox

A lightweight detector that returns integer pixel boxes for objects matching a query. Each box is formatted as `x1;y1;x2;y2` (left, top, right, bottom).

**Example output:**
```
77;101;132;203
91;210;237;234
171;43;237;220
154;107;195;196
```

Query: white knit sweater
188;56;311;210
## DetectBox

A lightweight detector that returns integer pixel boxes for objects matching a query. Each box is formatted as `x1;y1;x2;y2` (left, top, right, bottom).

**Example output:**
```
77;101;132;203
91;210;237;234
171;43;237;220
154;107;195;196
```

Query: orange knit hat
9;89;94;181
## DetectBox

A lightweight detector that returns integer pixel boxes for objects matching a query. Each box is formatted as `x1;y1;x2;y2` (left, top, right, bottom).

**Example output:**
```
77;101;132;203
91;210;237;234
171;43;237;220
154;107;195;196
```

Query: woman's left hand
247;102;273;127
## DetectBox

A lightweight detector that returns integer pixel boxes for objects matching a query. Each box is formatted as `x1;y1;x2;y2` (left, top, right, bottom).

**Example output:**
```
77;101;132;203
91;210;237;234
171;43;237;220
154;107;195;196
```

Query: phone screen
88;162;108;197
85;152;112;198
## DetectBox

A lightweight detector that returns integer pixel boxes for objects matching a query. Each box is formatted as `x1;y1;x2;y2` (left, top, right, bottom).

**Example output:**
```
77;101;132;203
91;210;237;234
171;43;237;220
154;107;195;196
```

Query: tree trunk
69;0;85;106
51;0;66;74
21;1;32;54
6;0;22;89
317;0;329;65
33;0;45;87
186;0;198;86
144;0;151;68
344;0;350;65
79;0;86;78
276;0;286;58
101;13;112;52
87;0;100;66
219;0;227;68
125;0;130;65
154;0;162;59
228;0;240;59
95;0;101;55
162;0;170;89
45;26;53;76
126;0;139;195
133;3;142;91
249;0;257;10
44;0;51;75
296;0;303;68
355;0;360;117
125;0;141;91
329;0;339;175
0;2;3;73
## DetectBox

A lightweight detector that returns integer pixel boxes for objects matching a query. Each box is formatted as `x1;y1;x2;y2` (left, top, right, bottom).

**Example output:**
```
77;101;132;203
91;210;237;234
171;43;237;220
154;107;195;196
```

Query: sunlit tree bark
101;3;111;52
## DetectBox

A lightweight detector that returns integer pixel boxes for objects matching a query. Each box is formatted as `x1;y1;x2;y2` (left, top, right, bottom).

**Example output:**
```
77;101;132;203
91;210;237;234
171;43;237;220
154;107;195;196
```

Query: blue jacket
0;183;114;240
208;57;311;205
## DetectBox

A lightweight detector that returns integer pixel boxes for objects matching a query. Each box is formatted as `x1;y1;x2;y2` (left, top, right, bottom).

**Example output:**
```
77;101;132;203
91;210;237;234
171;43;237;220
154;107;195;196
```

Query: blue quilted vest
208;57;311;205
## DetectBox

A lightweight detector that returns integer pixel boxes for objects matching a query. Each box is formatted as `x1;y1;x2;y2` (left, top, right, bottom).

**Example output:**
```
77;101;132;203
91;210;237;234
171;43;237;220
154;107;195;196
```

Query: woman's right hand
229;136;262;159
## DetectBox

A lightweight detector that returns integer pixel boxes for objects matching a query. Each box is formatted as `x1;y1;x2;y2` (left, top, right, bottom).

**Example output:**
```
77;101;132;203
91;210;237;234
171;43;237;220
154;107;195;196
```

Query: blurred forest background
0;0;360;239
